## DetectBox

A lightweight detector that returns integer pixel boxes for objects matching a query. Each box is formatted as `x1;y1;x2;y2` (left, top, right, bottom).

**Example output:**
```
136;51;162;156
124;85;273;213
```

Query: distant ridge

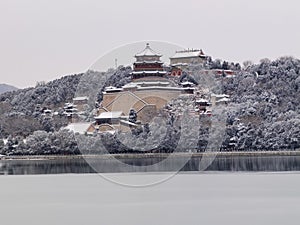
0;83;18;94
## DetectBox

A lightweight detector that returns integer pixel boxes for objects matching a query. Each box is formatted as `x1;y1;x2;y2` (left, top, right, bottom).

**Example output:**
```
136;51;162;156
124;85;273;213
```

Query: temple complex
63;44;231;134
94;43;196;132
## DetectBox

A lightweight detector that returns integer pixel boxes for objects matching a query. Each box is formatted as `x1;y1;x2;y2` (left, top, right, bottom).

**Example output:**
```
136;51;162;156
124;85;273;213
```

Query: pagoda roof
135;43;162;57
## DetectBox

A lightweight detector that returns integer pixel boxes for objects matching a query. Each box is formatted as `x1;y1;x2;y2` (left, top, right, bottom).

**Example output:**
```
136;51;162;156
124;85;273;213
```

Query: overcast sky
0;0;299;88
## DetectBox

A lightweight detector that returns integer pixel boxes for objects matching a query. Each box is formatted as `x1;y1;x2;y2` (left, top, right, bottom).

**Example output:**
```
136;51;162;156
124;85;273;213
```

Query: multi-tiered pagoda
130;43;167;80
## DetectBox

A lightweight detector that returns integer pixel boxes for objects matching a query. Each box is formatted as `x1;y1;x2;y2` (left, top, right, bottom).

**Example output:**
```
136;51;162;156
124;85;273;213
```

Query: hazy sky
0;0;299;88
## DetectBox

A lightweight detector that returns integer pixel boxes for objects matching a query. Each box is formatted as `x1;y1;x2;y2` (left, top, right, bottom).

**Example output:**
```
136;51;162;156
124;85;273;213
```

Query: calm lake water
1;155;300;175
1;173;300;225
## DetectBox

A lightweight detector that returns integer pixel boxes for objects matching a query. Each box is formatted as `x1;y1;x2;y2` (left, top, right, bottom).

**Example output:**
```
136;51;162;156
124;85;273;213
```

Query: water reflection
1;155;300;175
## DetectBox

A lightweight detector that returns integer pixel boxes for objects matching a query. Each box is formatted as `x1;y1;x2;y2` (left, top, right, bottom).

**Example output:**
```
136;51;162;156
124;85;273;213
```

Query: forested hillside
222;57;300;150
0;57;299;155
0;74;82;137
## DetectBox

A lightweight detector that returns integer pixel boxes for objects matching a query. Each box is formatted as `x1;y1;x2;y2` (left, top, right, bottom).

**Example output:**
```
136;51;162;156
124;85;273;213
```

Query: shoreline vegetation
1;150;300;161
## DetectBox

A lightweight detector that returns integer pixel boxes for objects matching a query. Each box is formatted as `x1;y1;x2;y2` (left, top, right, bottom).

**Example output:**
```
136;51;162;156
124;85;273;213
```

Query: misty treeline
0;57;299;155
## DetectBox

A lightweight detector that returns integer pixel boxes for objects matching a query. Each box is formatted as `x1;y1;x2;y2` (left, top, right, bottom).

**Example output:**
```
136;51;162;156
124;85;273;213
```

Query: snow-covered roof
123;81;170;89
130;71;167;75
230;137;238;141
64;123;91;134
170;49;206;59
131;81;170;86
216;97;230;103
211;94;230;98
120;120;138;127
137;86;185;91
95;111;123;119
73;96;88;101
104;86;123;92
196;98;209;103
181;81;194;86
64;108;78;112
64;103;75;107
3;139;8;145
200;110;212;115
103;130;116;135
123;83;138;89
135;43;162;57
171;63;189;67
105;86;117;90
134;61;163;64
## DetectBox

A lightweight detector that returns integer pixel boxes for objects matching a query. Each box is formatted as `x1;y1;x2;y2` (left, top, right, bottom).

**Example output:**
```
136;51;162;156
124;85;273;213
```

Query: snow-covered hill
0;84;18;94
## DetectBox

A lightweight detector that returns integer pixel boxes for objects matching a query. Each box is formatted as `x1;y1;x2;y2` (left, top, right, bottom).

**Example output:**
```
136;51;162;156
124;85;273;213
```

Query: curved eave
170;55;207;60
134;61;163;64
130;71;167;75
135;54;162;58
